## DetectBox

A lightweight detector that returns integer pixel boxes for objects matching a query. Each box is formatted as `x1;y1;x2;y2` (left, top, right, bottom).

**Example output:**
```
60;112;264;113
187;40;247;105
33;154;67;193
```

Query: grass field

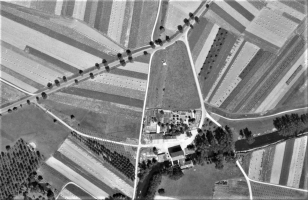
65;183;93;200
0;82;27;108
158;162;243;199
0;105;70;160
146;41;200;110
212;179;249;199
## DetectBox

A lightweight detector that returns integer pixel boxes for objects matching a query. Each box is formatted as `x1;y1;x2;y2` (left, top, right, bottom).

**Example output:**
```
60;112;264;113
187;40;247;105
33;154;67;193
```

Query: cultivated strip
267;1;306;20
117;61;149;74
107;0;126;43
72;0;87;20
0;71;37;93
248;149;264;181
60;188;81;200
270;141;286;184
235;0;260;16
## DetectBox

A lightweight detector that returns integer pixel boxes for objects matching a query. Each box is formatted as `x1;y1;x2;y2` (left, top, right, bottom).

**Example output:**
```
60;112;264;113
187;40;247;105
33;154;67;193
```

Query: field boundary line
0;77;36;96
151;0;162;42
35;103;139;147
212;107;308;121
236;160;253;200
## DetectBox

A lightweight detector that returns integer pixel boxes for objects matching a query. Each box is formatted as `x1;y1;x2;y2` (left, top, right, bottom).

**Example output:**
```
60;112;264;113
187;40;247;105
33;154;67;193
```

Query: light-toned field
10;0;31;8
210;42;259;107
117;61;149;74
270;141;286;184
267;1;306;20
248;149;264;181
236;0;260;16
58;139;134;197
215;0;251;27
1;16;101;70
108;0;126;43
0;71;38;93
92;73;147;92
1;43;67;84
245;8;298;47
205;37;244;102
165;0;201;34
255;49;308;112
194;24;220;74
287;136;307;188
55;0;64;15
46;156;108;199
72;0;87;20
59;188;81;200
0;81;27;106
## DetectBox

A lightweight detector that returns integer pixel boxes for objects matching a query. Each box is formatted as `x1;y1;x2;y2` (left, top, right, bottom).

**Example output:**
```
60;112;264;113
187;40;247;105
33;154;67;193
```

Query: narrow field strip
245;8;298;47
120;0;134;47
279;0;307;14
117;61;149;74
60;188;81;200
225;0;255;21
33;1;57;14
127;0;142;48
110;68;148;80
235;0;260;16
287;136;307;188
194;24;220;75
93;73;147;92
299;141;308;189
53;152;115;195
0;64;43;89
0;15;102;70
55;0;64;15
215;0;250;27
255;49;307;112
74;80;145;100
267;1;306;20
246;0;266;10
248;149;264;181
46;156;108;199
72;0;87;20
66;184;93;200
94;0;103;30
282;12;302;24
270;142;286;184
0;71;38;93
62;87;144;108
108;0;126;43
99;0;113;34
58;139;134;197
279;139;295;185
188;17;209;52
211;42;259;107
83;0;92;23
26;46;77;73
88;0;98;27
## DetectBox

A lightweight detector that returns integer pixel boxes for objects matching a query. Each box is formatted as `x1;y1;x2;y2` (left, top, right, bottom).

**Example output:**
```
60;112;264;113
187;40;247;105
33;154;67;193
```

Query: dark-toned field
146;41;200;110
225;0;254;21
66;183;93;200
279;139;295;185
0;105;70;160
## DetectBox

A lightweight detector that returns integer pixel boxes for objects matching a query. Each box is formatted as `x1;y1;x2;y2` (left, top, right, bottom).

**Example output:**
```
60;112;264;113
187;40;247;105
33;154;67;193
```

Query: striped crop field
209;42;259;107
64;184;93;200
0;82;27;108
248;149;264;181
164;0;202;35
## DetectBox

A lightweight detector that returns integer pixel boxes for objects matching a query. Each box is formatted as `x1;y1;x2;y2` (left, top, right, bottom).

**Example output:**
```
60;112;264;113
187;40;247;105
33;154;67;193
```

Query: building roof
157;153;167;162
168;145;184;158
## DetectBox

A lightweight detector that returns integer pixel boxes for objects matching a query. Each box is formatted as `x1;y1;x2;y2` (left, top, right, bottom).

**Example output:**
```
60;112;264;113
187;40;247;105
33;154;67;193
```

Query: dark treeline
274;113;308;136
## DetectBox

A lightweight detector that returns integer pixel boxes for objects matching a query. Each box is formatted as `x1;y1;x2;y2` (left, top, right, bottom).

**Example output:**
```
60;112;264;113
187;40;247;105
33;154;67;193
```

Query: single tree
177;25;183;32
195;16;200;23
90;73;94;79
117;53;122;59
36;96;39;102
105;65;110;72
190;24;194;29
206;4;209;8
70;115;75;120
158;188;165;195
120;59;126;66
128;56;133;62
166;35;170;42
20;104;22;107
8;109;12;113
102;59;107;65
75;79;79;85
184;18;190;25
143;51;148;55
41;92;47;99
95;63;100;69
47;82;53;89
79;69;84;76
6;145;10;151
38;175;43;181
157;38;163;45
53;119;57;123
153;147;158;154
54;79;60;86
159;25;165;31
27;100;31;105
189;12;194;19
149;41;155;47
63;76;67;82
126;49;131;55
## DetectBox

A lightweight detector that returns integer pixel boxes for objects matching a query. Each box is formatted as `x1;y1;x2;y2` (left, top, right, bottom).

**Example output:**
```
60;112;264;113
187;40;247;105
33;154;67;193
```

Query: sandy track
0;71;37;93
215;0;250;27
194;24;220;75
1;16;101;70
246;8;298;47
270;141;286;184
60;188;81;200
117;61;149;74
267;1;306;20
58;139;134;197
1;44;65;84
72;0;87;20
235;0;260;16
255;49;308;112
287;136;307;188
46;156;108;199
205;37;244;102
248;149;264;181
55;0;64;15
93;73;147;91
210;42;259;106
108;0;126;43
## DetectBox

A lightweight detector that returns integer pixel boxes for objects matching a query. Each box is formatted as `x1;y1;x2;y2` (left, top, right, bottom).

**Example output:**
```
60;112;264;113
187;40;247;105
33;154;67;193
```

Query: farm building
168;145;185;165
